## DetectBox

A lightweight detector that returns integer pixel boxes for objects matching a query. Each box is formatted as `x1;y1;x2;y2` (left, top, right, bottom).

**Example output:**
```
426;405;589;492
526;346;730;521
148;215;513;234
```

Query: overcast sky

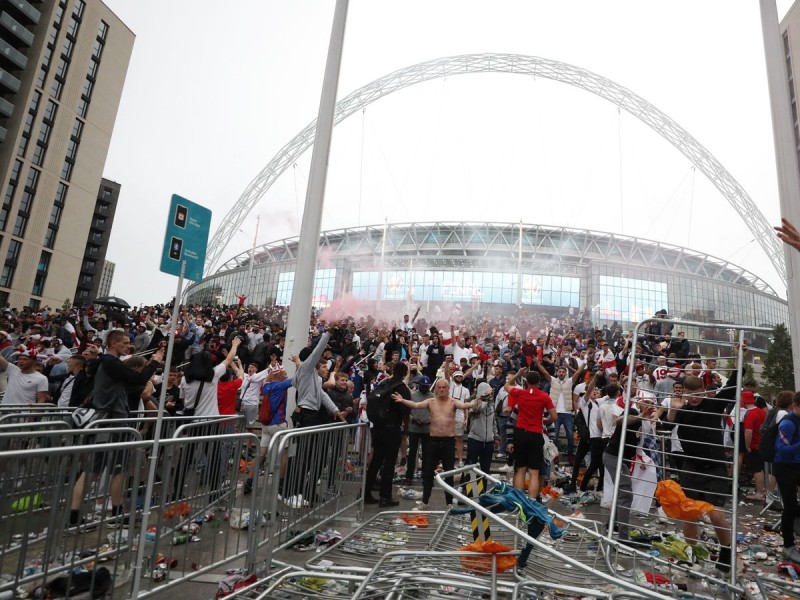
100;0;796;305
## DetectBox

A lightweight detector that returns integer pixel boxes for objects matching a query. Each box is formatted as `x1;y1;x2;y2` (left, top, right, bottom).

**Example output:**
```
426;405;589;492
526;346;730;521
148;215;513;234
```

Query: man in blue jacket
773;391;800;563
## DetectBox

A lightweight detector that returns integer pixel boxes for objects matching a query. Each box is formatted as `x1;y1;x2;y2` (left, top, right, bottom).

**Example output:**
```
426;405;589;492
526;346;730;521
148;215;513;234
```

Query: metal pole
516;220;523;308
246;215;260;302
760;0;800;386
282;0;349;420
376;218;387;311
130;261;185;599
607;318;641;538
728;330;745;586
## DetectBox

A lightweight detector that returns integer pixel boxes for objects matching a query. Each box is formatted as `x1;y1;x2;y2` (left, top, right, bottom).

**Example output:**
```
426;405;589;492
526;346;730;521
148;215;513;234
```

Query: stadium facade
186;222;787;333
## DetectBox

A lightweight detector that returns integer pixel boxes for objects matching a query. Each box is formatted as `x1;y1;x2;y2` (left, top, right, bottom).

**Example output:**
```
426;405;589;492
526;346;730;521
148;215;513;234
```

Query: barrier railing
607;319;771;590
0;439;150;598
435;465;742;599
249;422;367;576
130;432;261;599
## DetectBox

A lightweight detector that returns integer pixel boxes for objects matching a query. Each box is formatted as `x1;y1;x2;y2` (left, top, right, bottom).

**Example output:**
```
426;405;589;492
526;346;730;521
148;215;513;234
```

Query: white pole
759;0;800;386
376;218;387;311
246;215;260;301
517;220;523;308
131;261;184;599
282;0;349;419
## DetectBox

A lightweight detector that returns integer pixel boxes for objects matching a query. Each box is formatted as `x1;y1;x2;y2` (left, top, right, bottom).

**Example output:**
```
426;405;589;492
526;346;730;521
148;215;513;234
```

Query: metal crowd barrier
0;438;149;598
130;432;260;599
435;465;741;599
608;319;771;591
306;510;446;574
250;422;368;577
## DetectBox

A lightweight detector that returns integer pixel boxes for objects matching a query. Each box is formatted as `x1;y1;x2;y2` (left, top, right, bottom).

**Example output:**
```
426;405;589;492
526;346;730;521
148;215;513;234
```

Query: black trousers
405;431;429;482
773;462;800;548
570;436;591;487
365;426;402;500
423;436;455;504
580;437;608;492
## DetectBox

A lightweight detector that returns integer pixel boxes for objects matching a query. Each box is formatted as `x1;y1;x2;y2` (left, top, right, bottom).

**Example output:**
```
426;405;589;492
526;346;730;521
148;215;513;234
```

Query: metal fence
248;421;367;576
607;319;771;590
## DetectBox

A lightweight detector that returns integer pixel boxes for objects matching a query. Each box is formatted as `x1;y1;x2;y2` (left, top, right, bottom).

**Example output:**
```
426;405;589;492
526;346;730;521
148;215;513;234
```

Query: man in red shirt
504;369;557;499
741;391;767;501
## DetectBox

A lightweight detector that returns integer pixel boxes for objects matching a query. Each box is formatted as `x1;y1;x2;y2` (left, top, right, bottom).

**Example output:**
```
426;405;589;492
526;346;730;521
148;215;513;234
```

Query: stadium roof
215;222;778;297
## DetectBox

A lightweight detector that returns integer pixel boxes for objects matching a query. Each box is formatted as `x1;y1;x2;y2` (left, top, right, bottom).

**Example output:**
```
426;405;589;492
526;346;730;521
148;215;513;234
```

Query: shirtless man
393;378;476;508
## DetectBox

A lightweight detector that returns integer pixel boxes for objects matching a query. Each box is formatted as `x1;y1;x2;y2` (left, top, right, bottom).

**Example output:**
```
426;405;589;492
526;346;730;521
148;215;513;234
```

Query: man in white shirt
449;370;471;467
0;348;49;405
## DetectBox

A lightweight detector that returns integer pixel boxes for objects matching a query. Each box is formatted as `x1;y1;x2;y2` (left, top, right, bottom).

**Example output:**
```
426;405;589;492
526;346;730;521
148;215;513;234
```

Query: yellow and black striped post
464;472;491;542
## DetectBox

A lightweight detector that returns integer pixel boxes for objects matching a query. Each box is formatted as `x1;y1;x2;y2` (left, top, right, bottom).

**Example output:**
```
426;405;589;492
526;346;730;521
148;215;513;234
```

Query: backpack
258;392;273;425
366;379;402;426
759;409;782;463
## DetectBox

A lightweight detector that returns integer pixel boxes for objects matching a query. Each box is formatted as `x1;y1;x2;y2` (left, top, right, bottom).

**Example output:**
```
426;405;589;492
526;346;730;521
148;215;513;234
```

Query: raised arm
532;357;551;382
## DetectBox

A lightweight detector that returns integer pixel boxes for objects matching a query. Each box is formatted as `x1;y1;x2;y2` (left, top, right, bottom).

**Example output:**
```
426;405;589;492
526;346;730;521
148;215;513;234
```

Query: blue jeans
554;413;574;456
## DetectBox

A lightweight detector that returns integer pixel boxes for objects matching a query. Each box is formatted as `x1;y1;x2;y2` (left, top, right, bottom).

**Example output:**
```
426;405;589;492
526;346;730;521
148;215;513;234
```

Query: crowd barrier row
0;317;790;598
0;406;369;599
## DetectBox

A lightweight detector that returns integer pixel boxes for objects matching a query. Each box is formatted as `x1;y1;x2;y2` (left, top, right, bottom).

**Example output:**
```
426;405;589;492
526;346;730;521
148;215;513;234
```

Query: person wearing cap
466;382;499;473
0;347;49;405
448;366;472;467
132;322;151;354
741;391;767;501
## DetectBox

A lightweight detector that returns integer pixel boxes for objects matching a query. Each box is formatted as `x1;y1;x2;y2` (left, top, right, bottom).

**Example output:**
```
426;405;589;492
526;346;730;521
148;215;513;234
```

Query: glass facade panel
275;269;336;307
598;275;668;323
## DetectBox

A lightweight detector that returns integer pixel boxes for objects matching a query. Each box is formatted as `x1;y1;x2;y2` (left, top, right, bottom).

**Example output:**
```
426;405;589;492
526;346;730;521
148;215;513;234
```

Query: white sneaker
413;501;429;511
280;494;309;509
498;464;514;473
398;487;423;500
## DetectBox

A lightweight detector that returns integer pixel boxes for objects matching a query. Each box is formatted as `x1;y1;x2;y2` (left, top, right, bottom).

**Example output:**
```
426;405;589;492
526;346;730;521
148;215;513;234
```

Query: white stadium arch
204;53;785;282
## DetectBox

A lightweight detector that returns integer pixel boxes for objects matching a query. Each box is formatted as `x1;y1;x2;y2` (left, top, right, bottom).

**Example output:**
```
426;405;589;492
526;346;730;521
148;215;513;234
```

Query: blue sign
160;194;212;282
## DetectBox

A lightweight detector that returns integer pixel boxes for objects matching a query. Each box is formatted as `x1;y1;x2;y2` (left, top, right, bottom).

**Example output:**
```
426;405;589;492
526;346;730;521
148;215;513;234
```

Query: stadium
185;221;787;344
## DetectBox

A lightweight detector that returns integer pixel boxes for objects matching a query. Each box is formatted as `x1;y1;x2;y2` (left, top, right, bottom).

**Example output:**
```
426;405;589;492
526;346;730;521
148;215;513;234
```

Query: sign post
131;195;211;598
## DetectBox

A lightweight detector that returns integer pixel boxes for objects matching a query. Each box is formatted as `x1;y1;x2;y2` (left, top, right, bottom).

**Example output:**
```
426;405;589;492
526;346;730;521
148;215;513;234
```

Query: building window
32;251;51;296
60;160;73;181
1;240;22;288
1;160;23;232
73;0;85;19
17;92;41;158
43;226;56;248
98;20;109;41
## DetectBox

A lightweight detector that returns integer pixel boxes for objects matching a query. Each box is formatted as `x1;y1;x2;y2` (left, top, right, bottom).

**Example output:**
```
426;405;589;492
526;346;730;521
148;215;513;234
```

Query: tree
762;324;795;392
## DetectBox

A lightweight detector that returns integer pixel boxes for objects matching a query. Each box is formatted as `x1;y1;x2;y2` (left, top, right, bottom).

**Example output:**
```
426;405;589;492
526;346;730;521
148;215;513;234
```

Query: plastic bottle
172;534;189;545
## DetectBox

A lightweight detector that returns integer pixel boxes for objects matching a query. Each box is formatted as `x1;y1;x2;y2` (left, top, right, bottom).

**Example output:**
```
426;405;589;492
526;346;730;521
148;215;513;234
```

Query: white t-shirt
580;395;602;438
180;363;227;416
450;381;470;423
241;370;269;407
3;362;49;405
56;374;76;408
598;397;623;439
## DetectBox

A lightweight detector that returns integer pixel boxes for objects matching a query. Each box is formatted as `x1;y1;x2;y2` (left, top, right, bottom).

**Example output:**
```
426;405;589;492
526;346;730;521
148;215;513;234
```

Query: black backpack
759;408;781;463
366;379;402;426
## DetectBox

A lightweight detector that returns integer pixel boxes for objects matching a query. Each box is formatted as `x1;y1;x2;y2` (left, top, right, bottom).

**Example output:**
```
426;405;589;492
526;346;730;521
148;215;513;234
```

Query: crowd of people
2;252;800;569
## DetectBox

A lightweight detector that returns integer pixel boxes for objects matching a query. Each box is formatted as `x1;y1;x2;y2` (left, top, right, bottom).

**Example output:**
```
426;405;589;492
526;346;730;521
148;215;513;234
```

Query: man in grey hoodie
466;382;499;472
283;326;346;507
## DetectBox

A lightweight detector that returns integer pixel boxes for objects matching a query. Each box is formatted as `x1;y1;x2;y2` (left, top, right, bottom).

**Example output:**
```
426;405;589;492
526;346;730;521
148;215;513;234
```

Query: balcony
0;12;34;46
0;38;26;70
0;67;20;93
9;0;41;25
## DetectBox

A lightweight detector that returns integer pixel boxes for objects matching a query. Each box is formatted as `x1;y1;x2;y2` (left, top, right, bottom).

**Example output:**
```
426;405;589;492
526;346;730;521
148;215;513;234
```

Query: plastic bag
655;479;714;521
458;540;517;573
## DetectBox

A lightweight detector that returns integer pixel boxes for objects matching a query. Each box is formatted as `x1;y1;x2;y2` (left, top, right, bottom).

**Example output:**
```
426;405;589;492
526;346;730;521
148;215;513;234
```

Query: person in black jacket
364;362;411;507
667;372;737;573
